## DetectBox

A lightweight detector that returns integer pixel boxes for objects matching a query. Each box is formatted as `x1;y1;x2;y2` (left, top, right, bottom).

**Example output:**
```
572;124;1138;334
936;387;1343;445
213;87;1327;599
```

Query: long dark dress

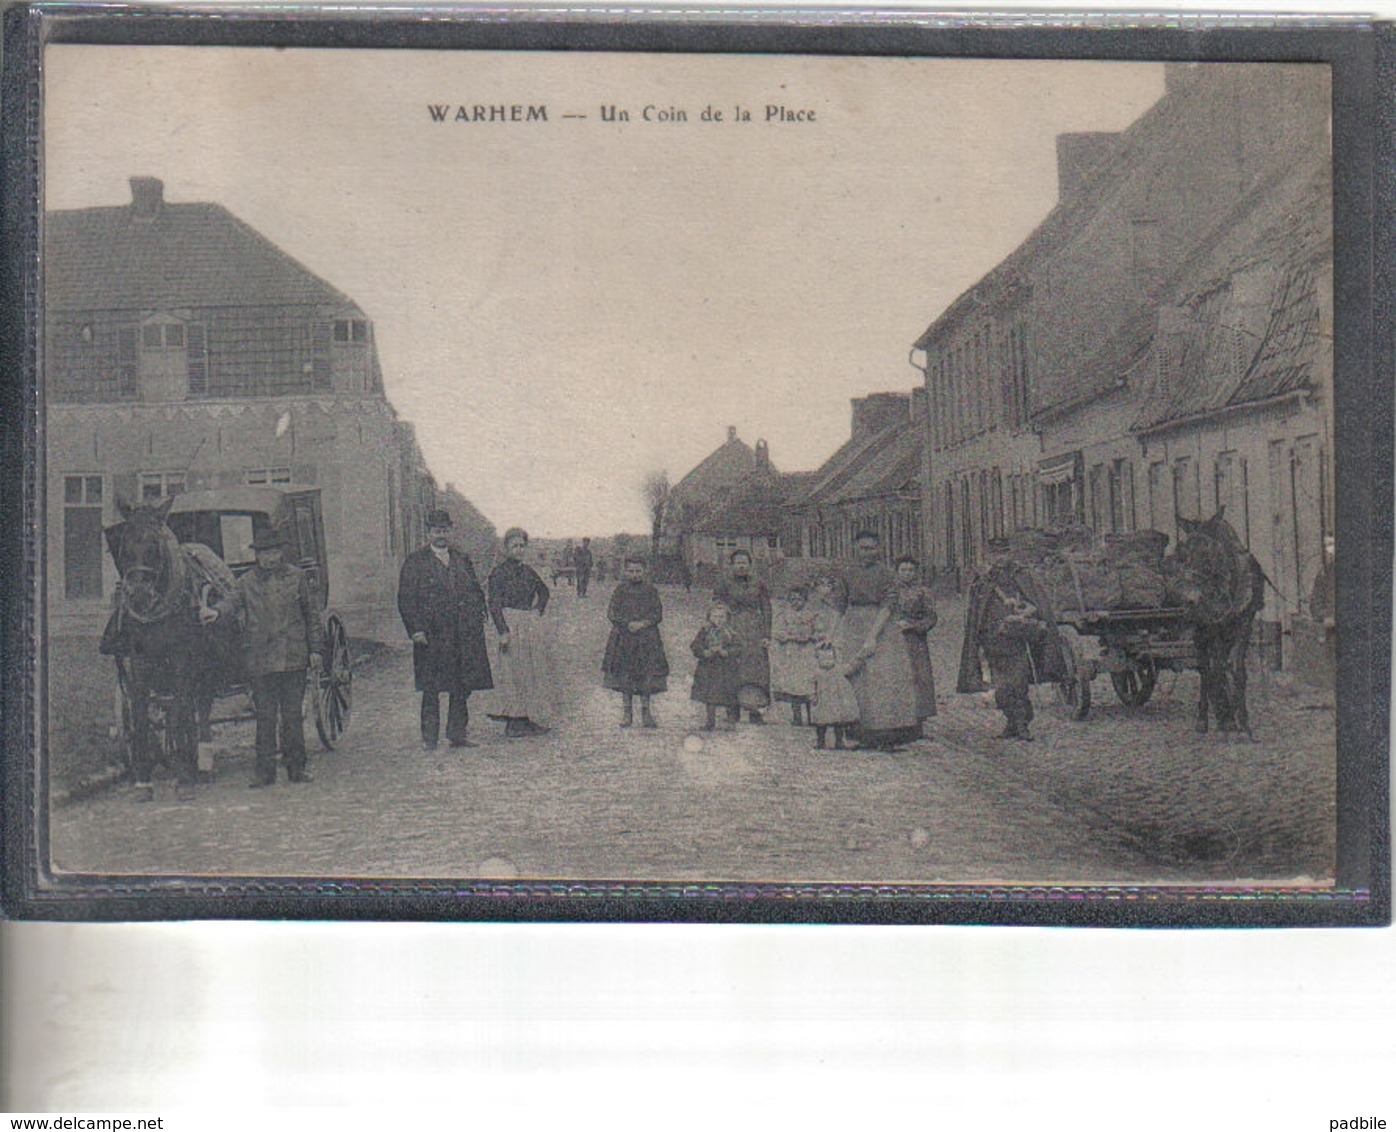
711;574;771;710
839;560;921;748
690;625;742;707
603;580;669;694
896;582;938;721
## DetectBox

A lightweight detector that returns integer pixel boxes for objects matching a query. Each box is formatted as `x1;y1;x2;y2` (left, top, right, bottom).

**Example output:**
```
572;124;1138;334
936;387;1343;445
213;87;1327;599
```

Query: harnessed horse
1174;509;1266;735
99;497;235;799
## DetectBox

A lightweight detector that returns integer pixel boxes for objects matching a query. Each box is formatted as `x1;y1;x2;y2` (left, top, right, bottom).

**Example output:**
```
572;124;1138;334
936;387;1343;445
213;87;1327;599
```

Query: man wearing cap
397;509;493;750
205;526;324;785
957;537;1065;741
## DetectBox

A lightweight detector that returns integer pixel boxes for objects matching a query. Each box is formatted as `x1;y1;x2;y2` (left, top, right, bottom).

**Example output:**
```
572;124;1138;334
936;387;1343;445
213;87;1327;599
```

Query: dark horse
1174;509;1266;735
99;497;237;800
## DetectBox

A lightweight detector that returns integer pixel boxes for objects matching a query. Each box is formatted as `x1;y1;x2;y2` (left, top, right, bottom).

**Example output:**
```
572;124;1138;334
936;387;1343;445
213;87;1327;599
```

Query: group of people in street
602;532;943;753
214;509;1061;788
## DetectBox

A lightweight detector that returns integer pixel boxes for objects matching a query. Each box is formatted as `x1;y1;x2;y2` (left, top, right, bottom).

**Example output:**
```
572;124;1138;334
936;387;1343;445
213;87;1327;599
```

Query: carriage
111;485;354;778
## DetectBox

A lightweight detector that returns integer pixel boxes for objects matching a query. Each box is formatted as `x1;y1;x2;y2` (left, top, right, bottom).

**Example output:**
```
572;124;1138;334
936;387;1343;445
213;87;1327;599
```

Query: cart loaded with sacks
1000;526;1197;721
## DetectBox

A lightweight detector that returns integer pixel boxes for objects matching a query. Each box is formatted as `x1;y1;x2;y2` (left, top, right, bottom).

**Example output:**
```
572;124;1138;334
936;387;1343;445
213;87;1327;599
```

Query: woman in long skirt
894;555;938;726
485;527;557;738
838;531;922;751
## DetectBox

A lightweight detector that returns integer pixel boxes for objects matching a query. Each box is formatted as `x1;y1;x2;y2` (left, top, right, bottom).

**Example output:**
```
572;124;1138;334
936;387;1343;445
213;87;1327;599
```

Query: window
139;471;186;502
1107;460;1128;534
117;327;138;398
63;475;104;599
1173;456;1201;522
245;467;292;486
186;324;208;396
141;323;185;349
334;319;370;344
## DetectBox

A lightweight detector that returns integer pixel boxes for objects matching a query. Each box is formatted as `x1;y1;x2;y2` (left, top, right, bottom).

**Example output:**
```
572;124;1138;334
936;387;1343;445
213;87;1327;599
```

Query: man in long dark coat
397;509;493;749
957;540;1066;740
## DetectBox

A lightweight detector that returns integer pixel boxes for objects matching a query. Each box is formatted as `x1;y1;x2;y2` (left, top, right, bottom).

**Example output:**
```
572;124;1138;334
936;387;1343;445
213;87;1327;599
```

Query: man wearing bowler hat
206;525;324;786
397;508;493;749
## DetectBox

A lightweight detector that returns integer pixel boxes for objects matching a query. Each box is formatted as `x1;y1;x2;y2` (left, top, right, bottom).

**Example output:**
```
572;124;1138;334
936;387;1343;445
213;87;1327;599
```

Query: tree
643;470;670;561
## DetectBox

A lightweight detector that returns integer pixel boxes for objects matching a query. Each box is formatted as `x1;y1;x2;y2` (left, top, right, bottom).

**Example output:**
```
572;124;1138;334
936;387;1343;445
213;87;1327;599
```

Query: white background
5;0;1394;1127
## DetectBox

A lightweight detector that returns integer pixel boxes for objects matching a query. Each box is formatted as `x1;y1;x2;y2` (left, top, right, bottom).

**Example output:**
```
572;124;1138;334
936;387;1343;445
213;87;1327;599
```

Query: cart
1052;606;1196;721
114;485;354;764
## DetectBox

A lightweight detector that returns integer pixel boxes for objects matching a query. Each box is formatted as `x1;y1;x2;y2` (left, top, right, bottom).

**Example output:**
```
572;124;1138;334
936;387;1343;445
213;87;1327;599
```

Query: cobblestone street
48;584;1336;886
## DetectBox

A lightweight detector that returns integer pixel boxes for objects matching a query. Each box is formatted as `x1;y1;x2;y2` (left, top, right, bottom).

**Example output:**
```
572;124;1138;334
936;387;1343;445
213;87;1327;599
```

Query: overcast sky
45;47;1164;537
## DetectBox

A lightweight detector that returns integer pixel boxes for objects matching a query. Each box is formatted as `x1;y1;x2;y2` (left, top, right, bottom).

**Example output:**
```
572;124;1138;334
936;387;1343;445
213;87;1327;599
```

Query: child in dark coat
602;556;669;728
690;601;743;731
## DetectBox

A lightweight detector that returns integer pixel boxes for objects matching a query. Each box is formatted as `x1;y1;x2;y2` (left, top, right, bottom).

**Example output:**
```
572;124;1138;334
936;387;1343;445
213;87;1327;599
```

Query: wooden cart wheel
1054;632;1092;721
314;615;353;749
1111;663;1158;708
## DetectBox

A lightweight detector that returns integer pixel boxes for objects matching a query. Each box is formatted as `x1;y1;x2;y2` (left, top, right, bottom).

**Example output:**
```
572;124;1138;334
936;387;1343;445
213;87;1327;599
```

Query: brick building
45;177;490;639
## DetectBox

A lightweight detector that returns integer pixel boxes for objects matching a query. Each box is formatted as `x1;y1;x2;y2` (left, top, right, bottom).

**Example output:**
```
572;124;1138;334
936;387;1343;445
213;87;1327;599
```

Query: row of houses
663;63;1333;681
45;177;495;640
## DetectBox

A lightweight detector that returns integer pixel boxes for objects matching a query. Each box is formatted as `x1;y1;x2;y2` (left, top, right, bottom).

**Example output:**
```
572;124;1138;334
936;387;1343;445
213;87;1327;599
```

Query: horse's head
105;497;184;621
1173;508;1252;625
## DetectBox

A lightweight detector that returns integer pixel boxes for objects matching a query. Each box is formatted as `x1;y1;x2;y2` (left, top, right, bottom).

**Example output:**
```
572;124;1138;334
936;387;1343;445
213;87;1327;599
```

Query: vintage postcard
7;16;1387;921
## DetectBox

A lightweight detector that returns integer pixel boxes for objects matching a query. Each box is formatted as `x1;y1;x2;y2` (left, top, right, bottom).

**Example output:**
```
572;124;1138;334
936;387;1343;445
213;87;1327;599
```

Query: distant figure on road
838;531;921;751
396;508;493;750
712;549;771;724
602;555;669;728
210;525;323;786
486;527;556;738
894;555;939;728
574;537;594;597
690;600;742;731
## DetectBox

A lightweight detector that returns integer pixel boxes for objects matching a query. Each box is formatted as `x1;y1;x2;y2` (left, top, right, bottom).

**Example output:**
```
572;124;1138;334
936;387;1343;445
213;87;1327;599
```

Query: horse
99;497;239;800
1173;508;1266;736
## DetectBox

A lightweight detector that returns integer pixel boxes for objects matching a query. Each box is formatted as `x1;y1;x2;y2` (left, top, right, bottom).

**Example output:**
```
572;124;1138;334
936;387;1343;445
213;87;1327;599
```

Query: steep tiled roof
689;471;791;536
1132;159;1331;433
46;199;355;312
824;426;922;503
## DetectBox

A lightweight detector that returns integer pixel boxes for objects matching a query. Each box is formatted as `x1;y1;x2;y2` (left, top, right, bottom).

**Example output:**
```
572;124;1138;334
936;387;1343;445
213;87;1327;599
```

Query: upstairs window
139;471;186;502
334;319;370;344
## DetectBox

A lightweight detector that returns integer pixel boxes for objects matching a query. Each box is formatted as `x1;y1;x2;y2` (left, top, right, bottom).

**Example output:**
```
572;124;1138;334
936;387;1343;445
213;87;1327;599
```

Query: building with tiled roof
908;62;1333;665
45;177;488;638
785;391;925;570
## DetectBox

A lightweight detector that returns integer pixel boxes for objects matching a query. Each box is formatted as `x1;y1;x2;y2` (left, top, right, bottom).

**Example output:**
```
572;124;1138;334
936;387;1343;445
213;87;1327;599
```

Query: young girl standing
769;585;818;725
809;643;860;750
689;601;743;731
602;556;669;728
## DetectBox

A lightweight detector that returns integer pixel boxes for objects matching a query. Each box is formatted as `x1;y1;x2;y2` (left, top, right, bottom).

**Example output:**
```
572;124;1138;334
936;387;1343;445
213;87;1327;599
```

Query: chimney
1055;133;1120;205
129;176;165;219
726;425;737;443
851;392;912;440
755;439;770;471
